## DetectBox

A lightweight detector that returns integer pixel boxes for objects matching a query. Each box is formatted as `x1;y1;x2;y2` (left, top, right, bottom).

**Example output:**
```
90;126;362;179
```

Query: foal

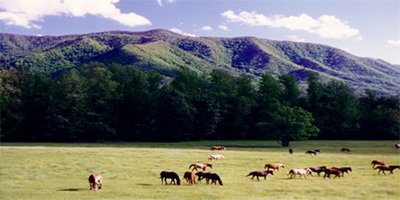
247;170;273;181
189;163;213;171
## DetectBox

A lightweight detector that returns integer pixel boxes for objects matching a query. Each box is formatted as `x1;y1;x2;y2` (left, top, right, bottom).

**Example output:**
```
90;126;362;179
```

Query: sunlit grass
1;140;399;199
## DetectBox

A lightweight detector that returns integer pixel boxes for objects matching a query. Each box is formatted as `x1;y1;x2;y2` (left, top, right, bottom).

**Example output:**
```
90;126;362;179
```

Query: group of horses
371;160;400;175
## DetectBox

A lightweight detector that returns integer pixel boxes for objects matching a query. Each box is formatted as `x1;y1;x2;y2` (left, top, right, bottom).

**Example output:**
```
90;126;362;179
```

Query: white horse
208;155;224;160
288;168;311;179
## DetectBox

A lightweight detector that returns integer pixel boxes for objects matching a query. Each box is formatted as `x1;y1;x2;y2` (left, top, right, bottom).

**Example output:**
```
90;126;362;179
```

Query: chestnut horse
375;165;400;175
288;168;311;179
160;171;180;185
341;147;350;152
264;164;285;172
189;163;213;171
371;160;385;168
88;174;103;191
323;168;342;179
247;170;273;180
308;166;327;176
211;146;226;151
305;150;320;155
203;172;223;185
183;171;196;185
332;167;352;177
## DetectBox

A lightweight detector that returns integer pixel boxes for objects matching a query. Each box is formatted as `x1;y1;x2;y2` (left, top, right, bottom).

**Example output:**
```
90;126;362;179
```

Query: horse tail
189;164;194;169
246;172;253;177
176;177;181;185
217;176;223;186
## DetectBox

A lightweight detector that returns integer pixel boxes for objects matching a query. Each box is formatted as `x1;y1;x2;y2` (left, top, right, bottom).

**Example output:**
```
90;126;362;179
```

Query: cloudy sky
0;0;399;64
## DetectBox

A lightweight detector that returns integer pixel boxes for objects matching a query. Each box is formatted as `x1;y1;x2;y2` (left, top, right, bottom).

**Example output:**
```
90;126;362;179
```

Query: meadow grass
1;140;399;200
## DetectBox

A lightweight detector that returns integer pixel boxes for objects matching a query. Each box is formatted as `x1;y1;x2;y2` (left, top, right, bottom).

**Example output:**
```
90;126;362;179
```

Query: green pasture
1;140;399;200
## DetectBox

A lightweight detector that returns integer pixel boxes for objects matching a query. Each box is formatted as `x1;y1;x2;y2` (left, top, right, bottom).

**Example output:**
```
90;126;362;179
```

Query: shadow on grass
136;183;154;186
58;188;87;192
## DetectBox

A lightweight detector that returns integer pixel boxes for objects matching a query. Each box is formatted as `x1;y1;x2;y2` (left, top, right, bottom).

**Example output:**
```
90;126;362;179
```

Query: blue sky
0;0;399;64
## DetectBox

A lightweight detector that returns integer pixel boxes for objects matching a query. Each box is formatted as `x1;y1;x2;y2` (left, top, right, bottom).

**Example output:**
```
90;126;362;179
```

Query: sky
0;0;399;64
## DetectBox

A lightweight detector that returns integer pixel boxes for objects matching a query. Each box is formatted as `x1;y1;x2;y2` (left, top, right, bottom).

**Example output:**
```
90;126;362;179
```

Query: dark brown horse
160;171;180;185
375;165;400;175
211;146;226;151
341;147;350;152
305;150;320;155
289;149;293;154
396;144;400;149
195;171;211;183
189;163;213;171
323;168;342;179
371;160;385;168
203;172;223;185
308;166;327;176
246;170;273;181
88;174;103;191
332;167;352;177
183;171;196;185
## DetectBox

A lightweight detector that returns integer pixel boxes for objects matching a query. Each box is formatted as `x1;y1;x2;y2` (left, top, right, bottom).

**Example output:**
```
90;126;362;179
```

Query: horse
264;164;285;172
396;144;400;149
308;166;327;176
189;163;213;171
375;165;400;175
208;155;224;161
211;146;226;151
371;160;385;168
323;168;342;179
247;170;273;181
288;168;311;179
341;147;351;152
203;172;223;185
88;174;103;191
160;171;180;185
305;150;320;155
332;167;352;177
289;149;293;154
183;171;196;185
195;171;211;183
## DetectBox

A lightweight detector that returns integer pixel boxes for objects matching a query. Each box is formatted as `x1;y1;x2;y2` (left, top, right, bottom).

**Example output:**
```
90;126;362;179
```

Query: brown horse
371;160;385;168
247;170;273;181
211;146;226;151
264;164;285;172
396;144;400;149
375;165;400;175
341;147;350;152
189;163;213;171
183;171;196;185
289;149;293;154
195;171;211;183
305;150;320;155
88;174;103;191
323;168;342;179
308;166;327;176
332;167;352;177
160;171;180;185
203;172;223;185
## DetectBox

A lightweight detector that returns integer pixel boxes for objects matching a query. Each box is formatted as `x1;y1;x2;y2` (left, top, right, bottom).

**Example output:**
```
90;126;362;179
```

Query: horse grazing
308;166;327;176
288;168;311;179
211;146;226;151
332;167;352;177
264;164;285;172
289;149;293;154
341;147;351;152
183;171;196;185
305;150;320;155
323;168;342;179
203;172;223;185
160;171;180;185
208;155;224;161
195;171;211;183
371;160;385;168
375;165;400;175
88;174;103;191
189;163;213;171
396;144;400;149
247;170;273;181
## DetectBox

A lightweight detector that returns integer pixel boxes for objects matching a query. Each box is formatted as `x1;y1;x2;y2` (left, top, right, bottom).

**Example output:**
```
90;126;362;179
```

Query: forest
1;62;399;146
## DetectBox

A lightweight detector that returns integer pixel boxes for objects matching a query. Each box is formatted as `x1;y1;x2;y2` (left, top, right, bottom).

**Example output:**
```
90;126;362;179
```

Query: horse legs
257;176;260;181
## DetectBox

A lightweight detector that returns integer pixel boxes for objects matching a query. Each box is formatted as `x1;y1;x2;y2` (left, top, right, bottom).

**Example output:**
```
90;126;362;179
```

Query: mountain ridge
1;29;399;95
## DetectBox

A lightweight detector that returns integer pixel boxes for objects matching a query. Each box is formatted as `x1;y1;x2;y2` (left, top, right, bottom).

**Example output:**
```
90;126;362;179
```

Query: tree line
1;63;399;146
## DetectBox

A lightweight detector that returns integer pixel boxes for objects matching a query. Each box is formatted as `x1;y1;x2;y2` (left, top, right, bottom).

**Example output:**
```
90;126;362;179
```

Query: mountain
1;29;399;95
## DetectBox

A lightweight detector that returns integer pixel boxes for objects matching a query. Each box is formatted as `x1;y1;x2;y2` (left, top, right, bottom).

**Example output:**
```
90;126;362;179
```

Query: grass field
1;140;399;200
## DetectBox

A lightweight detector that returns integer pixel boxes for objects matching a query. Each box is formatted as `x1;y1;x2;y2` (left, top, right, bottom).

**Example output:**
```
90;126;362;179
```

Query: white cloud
0;0;151;29
201;26;212;31
157;0;162;6
157;0;174;7
219;25;230;31
387;39;400;47
169;28;196;37
221;10;360;39
287;35;305;42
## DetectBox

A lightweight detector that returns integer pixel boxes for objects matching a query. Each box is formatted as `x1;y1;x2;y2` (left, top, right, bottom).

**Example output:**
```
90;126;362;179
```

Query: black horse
160;171;180;185
246;170;274;180
305;150;320;155
203;172;223;185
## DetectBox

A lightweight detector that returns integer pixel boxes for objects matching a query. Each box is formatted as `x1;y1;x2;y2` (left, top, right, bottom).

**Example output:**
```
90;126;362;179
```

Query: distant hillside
1;29;399;95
